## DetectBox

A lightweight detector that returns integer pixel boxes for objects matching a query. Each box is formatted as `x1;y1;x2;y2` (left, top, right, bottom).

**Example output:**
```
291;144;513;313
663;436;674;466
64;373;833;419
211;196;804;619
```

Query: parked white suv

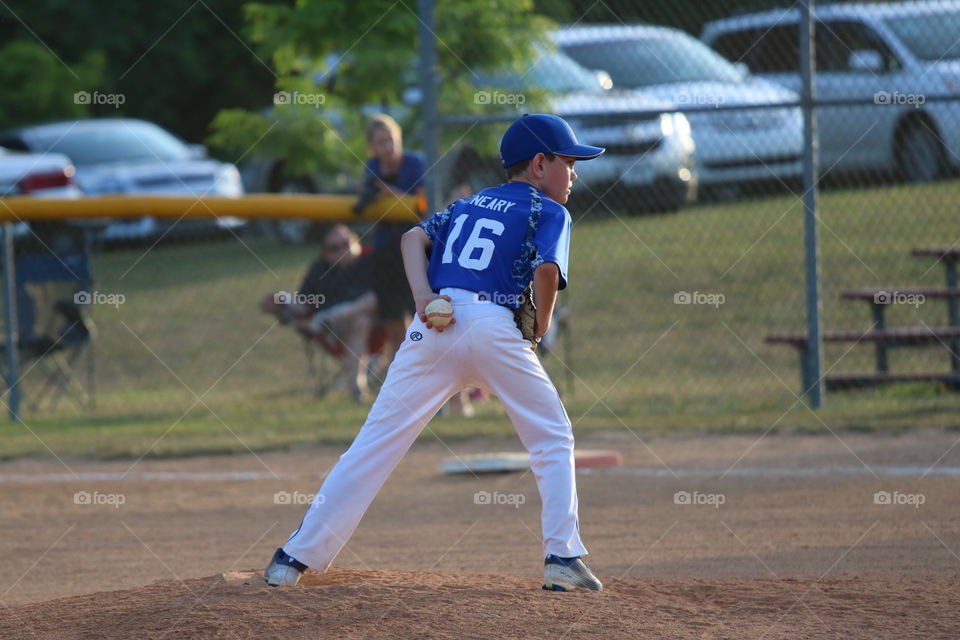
556;24;804;192
702;1;960;181
463;48;697;212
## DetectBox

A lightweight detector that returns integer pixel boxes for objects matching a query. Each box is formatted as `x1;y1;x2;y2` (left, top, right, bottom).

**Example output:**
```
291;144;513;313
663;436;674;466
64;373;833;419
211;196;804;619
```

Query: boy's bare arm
532;262;560;339
401;227;453;330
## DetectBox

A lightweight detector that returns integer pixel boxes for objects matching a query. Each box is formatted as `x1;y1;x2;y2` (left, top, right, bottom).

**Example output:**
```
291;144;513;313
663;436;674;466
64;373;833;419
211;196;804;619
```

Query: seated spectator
282;224;377;402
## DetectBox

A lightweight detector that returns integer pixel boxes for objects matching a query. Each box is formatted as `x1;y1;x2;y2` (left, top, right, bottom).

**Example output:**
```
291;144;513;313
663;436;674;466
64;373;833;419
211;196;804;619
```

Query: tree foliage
208;0;554;181
0;0;282;141
0;41;104;130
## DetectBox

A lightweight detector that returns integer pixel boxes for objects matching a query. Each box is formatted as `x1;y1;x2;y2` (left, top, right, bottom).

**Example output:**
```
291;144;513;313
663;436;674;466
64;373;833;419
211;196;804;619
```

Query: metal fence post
417;0;440;216
800;1;824;407
1;223;21;420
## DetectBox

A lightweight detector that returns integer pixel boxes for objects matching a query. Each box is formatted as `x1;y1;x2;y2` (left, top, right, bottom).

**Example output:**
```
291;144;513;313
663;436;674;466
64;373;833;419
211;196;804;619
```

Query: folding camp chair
3;224;97;411
260;293;387;397
298;321;388;396
16;290;96;411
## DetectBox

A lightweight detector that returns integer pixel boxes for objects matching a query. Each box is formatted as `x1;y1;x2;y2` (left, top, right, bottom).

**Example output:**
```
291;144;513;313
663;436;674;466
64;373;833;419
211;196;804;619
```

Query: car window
476;50;603;93
563;35;743;88
711;28;763;64
885;10;960;61
746;25;800;73
0;137;30;152
711;20;901;75
27;122;190;166
817;20;901;72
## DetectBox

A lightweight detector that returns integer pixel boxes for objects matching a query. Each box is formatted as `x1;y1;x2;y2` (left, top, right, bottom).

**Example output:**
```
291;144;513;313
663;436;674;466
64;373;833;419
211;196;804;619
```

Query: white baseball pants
282;287;588;570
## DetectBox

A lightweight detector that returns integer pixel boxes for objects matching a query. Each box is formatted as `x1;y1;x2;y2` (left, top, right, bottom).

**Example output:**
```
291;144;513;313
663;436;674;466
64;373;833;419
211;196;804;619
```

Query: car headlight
662;112;690;137
215;165;244;196
660;113;674;137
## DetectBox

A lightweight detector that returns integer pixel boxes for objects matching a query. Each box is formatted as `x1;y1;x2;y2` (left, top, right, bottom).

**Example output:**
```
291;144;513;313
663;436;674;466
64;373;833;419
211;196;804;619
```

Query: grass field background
2;179;959;459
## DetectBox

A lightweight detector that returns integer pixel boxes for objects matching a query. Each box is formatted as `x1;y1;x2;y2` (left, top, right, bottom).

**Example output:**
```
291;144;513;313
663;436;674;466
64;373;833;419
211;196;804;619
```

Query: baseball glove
513;286;539;350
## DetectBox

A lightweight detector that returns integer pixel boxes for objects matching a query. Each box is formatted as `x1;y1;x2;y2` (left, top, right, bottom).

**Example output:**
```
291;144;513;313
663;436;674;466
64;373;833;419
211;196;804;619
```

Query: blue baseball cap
500;114;605;168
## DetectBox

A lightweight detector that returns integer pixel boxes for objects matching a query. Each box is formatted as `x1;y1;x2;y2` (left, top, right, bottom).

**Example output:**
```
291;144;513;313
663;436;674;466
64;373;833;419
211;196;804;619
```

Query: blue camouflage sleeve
416;202;456;244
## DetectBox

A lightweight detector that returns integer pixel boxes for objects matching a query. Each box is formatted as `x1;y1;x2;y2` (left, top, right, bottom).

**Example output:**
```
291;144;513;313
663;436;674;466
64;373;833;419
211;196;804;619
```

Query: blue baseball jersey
416;182;571;310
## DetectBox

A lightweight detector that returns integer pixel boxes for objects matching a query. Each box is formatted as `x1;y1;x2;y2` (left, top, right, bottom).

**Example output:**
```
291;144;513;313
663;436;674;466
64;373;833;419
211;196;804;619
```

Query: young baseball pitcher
265;113;605;591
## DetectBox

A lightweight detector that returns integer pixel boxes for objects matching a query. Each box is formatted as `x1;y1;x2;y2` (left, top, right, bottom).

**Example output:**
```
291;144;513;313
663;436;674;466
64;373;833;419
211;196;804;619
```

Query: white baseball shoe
264;547;307;586
542;554;603;592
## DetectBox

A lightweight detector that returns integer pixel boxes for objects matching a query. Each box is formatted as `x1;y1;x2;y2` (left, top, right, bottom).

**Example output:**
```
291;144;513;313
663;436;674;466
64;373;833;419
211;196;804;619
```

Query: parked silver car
702;1;960;181
0;146;81;199
0;119;245;242
0;145;83;239
556;24;804;191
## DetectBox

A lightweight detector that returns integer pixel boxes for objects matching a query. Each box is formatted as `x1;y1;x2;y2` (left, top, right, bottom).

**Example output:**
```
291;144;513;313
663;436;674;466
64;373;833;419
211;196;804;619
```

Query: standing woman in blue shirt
355;114;425;366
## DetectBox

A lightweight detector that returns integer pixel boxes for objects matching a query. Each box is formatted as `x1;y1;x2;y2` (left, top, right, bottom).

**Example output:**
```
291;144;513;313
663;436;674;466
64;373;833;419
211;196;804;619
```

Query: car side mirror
848;49;884;72
189;144;208;159
734;61;751;77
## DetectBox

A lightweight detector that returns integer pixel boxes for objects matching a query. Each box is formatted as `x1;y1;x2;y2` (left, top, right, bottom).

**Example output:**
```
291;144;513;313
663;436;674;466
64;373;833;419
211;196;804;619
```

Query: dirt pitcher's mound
0;568;955;639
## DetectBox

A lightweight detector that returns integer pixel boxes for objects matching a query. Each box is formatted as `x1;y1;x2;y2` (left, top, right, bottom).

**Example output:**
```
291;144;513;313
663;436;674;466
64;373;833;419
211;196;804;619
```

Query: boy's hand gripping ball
424;298;454;328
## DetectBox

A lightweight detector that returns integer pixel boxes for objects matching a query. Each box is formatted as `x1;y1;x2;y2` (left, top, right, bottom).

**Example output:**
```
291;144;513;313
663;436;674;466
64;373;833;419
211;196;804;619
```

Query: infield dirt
1;430;959;638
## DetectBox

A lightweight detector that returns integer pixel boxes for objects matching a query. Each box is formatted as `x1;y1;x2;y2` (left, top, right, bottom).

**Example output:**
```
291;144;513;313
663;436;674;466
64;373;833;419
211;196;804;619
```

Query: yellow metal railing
0;194;423;223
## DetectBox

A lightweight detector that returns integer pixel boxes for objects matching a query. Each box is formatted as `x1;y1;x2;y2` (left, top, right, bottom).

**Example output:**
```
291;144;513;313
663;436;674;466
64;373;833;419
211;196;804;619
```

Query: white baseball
424;298;454;328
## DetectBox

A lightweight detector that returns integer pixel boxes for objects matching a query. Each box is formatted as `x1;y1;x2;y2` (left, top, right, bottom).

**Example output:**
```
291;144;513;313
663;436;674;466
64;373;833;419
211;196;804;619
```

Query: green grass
2;180;960;459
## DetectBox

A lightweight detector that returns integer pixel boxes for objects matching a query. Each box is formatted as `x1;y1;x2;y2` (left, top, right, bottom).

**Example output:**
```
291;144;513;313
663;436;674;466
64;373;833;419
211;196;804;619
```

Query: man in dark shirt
294;224;377;402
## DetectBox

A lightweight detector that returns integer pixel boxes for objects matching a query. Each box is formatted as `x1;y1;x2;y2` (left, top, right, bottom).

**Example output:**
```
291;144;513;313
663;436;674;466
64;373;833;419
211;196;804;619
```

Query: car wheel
899;125;944;183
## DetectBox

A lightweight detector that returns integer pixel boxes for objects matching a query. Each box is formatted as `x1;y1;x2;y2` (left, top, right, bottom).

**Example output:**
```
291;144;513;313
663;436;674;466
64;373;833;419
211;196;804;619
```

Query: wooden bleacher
767;246;960;392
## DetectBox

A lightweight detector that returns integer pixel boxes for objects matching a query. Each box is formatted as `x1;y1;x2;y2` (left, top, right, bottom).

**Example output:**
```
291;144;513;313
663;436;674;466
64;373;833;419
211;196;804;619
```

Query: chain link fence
2;0;959;445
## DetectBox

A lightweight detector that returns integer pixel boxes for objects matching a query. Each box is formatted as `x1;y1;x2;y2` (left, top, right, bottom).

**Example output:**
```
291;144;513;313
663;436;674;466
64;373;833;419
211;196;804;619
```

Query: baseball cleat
542;554;603;592
264;547;308;587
